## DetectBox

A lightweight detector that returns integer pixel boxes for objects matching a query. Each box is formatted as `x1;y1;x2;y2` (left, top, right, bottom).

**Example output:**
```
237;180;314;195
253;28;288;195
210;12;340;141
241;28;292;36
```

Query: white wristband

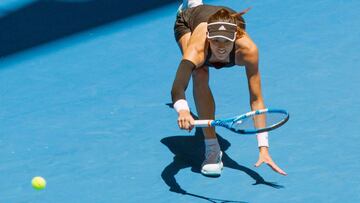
257;132;269;147
173;99;190;113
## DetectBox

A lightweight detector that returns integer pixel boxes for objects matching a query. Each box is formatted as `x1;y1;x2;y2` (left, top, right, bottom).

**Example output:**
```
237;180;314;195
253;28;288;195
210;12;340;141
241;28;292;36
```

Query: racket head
213;109;289;134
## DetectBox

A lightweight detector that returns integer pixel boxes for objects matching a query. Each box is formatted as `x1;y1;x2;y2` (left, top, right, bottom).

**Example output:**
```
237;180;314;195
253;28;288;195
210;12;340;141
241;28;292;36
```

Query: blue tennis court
1;0;359;202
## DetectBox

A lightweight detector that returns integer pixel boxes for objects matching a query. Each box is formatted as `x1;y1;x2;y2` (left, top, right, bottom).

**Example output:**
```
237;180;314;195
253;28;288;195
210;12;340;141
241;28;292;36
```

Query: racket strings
231;112;287;131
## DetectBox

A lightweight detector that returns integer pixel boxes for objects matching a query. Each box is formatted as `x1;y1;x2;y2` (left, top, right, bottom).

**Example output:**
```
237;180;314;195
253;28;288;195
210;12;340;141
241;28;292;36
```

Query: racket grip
194;120;213;127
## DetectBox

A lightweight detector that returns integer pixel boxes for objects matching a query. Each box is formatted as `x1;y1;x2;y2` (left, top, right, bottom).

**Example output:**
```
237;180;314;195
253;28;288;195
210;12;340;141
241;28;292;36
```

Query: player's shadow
161;104;283;202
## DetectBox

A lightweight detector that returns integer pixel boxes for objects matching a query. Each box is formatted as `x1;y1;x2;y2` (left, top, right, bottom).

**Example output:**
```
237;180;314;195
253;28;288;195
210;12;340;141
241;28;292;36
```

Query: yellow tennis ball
32;176;46;190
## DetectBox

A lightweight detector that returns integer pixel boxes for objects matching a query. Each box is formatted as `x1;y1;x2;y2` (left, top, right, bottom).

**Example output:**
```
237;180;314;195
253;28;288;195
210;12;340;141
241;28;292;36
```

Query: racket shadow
161;104;284;200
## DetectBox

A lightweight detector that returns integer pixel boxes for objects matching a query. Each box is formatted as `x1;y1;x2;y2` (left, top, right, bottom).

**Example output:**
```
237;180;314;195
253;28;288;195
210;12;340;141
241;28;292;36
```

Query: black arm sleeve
171;59;196;103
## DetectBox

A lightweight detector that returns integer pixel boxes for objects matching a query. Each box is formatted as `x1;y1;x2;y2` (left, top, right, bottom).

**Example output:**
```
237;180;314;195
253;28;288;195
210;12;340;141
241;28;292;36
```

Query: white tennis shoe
201;151;223;176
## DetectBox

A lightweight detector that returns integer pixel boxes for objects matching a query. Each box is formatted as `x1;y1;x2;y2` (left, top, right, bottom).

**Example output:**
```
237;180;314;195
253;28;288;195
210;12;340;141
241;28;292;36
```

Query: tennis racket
194;108;289;134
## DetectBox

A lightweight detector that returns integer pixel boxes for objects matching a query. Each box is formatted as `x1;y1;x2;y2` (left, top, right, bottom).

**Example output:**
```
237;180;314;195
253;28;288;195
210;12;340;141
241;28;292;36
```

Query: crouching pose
171;0;287;176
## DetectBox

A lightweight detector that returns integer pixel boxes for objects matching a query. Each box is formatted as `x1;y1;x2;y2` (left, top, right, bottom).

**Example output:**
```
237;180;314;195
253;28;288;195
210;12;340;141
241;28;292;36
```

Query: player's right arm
171;23;208;131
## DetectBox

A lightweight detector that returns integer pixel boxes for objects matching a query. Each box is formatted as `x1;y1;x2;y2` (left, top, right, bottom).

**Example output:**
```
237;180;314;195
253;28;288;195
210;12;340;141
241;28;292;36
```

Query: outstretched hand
255;147;287;176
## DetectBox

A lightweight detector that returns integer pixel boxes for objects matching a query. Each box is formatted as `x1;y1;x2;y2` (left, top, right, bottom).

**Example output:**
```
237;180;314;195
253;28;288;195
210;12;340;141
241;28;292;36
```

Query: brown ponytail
207;7;251;38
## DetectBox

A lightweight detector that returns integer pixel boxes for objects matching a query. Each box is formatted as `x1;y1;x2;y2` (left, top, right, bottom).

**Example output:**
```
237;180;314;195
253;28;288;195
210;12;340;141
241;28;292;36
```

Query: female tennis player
171;0;287;176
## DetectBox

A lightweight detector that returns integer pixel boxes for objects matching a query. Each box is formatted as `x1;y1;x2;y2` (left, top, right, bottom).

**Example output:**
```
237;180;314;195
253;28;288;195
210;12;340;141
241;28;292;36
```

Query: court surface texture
1;0;359;202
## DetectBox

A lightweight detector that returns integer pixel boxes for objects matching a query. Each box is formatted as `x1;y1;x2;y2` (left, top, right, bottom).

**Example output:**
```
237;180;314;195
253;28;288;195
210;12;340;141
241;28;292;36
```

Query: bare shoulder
234;33;258;66
235;33;258;53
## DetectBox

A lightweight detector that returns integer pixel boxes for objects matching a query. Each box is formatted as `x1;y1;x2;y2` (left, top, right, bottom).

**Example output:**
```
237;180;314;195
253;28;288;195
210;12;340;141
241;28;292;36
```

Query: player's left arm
235;34;287;176
235;34;264;111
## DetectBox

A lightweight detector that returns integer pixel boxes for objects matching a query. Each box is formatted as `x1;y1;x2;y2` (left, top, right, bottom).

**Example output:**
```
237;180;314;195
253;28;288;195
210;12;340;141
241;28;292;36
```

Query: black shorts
174;10;192;42
173;5;244;42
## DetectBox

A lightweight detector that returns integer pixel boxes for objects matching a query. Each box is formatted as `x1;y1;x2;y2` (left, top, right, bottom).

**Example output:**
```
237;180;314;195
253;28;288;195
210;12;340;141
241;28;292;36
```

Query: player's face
208;37;234;60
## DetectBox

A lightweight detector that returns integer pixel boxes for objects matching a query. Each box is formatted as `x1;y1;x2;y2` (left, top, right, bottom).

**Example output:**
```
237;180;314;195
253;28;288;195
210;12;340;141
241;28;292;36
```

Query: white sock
204;138;220;155
182;0;203;9
187;0;203;8
203;139;221;165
